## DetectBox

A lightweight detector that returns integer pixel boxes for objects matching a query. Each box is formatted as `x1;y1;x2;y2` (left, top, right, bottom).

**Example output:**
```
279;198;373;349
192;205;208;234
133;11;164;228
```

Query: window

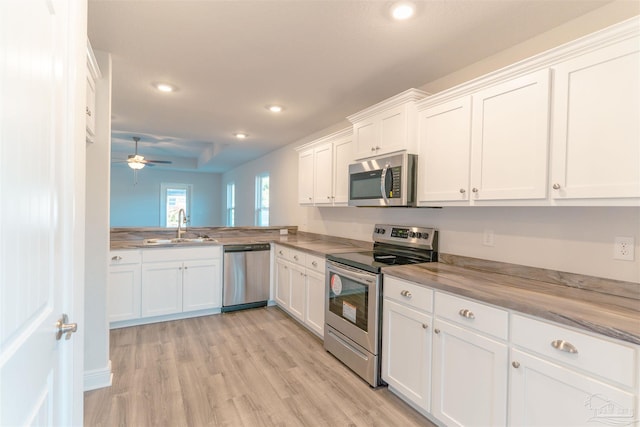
160;183;192;227
255;173;269;226
226;182;235;227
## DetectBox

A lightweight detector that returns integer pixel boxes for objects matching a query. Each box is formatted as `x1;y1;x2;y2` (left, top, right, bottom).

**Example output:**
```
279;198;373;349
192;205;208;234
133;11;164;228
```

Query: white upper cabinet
551;37;640;202
417;97;472;203
298;148;314;205
86;40;101;143
296;128;352;207
470;69;551;201
313;142;333;205
348;89;427;160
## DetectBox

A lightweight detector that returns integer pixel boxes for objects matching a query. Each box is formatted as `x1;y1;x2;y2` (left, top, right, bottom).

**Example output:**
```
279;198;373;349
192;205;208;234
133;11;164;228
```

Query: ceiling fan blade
146;160;172;164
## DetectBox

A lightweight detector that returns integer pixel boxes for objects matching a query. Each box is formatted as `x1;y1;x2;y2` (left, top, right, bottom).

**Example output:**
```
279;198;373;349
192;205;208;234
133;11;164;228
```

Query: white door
1;1;86;426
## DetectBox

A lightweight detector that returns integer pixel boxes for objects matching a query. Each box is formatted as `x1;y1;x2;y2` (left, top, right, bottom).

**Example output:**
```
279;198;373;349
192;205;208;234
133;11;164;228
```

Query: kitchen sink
143;237;217;245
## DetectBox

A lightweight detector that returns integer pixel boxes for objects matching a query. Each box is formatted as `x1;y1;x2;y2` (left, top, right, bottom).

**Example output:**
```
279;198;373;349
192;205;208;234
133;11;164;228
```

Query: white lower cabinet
131;246;222;321
108;250;142;322
509;313;638;426
274;245;325;338
382;275;639;427
431;318;509;427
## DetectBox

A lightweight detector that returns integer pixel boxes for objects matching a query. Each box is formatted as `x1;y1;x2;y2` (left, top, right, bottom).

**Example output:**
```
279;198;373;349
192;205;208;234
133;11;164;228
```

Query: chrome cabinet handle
327;196;331;200
400;290;412;298
86;107;92;117
184;266;188;270
422;323;428;329
371;147;376;152
512;361;520;368
111;255;122;261
55;314;78;341
434;328;440;334
278;250;283;255
472;188;479;193
312;261;318;267
458;308;475;319
553;183;561;190
459;188;466;194
551;339;578;354
293;255;299;261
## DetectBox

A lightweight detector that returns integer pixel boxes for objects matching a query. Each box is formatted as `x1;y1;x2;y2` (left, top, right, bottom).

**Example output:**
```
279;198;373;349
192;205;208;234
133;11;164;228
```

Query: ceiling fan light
154;82;177;93
128;161;145;170
234;132;248;139
266;105;283;113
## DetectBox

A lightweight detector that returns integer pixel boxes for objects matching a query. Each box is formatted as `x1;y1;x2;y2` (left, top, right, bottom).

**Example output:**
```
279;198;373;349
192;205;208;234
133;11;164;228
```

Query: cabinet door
274;259;291;308
470;69;551;201
85;73;96;141
304;269;325;337
332;135;352;205
551;38;640;200
298;149;314;205
182;259;221;312
353;119;378;160
313;143;333;205
141;261;183;317
509;348;636;427
418;97;472;203
107;264;141;322
382;299;432;411
378;104;408;155
432;318;508;427
289;263;306;322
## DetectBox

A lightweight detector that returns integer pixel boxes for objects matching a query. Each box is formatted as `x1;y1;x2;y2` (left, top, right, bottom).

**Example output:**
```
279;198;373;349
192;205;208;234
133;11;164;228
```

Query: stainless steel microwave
348;152;417;207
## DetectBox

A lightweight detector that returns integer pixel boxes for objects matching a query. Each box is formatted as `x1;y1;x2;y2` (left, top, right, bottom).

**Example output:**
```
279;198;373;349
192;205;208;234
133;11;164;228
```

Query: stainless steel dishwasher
222;243;271;312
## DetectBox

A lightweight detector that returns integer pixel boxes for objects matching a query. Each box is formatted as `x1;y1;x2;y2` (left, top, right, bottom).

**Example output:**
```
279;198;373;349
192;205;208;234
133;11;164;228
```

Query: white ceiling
89;0;613;173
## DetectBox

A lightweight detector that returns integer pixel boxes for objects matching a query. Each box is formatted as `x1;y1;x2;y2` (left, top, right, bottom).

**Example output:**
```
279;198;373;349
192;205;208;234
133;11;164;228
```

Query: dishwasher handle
223;243;271;253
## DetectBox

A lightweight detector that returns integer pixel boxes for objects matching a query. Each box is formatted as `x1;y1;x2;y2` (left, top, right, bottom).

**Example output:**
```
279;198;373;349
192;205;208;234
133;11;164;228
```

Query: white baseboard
84;360;113;391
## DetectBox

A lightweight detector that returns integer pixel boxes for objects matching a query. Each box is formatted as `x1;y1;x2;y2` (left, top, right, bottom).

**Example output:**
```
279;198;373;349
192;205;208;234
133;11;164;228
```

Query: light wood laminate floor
84;307;436;426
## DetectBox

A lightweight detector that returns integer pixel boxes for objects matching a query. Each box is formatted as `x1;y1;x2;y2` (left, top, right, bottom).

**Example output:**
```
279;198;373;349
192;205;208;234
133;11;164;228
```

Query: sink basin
143;237;217;245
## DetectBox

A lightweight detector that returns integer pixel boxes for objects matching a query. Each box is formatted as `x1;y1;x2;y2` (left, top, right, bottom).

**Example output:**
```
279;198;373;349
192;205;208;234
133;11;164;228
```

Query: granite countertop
110;229;371;255
383;262;640;345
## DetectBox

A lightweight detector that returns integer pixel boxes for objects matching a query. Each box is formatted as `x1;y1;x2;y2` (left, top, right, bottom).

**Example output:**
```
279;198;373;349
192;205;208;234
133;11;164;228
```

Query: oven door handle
327;263;376;285
380;163;390;204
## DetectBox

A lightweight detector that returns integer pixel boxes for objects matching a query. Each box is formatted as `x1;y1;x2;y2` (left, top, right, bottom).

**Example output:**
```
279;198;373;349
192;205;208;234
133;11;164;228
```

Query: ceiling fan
121;136;173;170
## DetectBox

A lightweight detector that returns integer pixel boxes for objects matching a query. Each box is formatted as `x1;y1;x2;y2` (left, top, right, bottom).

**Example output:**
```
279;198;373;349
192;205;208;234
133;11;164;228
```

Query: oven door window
328;271;369;332
350;170;382;200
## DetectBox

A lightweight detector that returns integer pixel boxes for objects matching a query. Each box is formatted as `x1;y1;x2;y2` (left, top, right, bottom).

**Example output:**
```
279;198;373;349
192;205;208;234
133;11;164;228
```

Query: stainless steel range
324;224;438;387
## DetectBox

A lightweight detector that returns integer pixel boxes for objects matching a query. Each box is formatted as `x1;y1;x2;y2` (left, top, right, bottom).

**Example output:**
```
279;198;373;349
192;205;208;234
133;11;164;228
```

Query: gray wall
110;167;223;227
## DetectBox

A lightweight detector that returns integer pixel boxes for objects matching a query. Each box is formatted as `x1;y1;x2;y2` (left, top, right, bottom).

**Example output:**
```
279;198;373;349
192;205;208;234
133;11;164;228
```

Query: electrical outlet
614;236;635;261
483;229;495;247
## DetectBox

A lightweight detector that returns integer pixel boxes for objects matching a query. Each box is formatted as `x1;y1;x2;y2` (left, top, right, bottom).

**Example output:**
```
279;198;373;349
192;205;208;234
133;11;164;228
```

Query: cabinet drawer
142;247;220;263
511;314;637;389
287;248;305;265
274;245;288;259
109;250;141;265
305;254;325;273
384;276;433;312
435;292;508;340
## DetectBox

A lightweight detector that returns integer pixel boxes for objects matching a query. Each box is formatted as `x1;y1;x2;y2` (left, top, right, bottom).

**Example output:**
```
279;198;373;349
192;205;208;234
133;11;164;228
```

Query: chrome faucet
177;208;187;238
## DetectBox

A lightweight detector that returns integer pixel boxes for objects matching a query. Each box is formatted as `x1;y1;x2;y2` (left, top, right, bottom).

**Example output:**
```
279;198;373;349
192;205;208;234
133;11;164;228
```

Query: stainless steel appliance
324;224;438;386
348;152;417;207
222;243;271;312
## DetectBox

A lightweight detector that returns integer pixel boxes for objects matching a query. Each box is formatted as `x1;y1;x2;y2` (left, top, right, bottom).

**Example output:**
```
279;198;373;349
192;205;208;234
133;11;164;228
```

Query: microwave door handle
380;163;390;204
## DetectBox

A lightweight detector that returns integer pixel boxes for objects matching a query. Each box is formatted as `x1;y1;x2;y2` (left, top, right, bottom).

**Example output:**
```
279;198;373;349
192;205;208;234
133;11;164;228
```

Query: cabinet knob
111;255;122;261
179;266;183;270
459;188;466;194
551;339;578;354
308;197;312;201
278;250;283;255
512;361;520;369
400;290;412;298
458;308;475;319
327;196;331;200
552;183;561;190
294;255;299;261
434;328;440;334
472;188;479;193
422;323;428;329
375;146;380;150
371;147;376;152
86;107;92;117
184;266;188;270
312;261;318;267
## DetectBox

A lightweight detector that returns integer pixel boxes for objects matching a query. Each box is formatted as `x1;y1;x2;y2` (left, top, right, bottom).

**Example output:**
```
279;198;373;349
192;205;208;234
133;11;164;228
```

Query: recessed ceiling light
234;132;248;139
391;2;415;20
154;82;177;92
266;105;284;113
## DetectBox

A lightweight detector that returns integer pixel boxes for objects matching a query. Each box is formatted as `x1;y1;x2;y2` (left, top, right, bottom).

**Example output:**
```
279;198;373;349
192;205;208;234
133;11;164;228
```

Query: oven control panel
372;224;437;250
